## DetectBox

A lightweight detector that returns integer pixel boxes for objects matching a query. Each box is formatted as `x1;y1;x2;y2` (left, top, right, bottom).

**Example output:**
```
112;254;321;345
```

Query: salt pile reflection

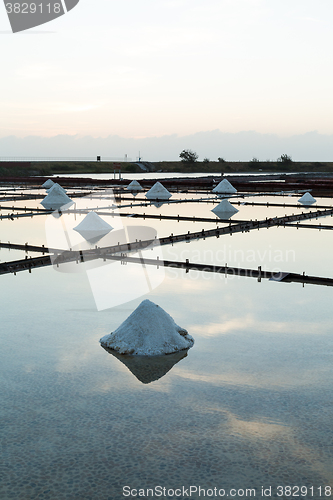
101;347;189;384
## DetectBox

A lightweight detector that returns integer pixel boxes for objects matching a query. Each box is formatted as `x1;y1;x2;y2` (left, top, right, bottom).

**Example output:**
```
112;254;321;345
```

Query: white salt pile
146;182;172;200
212;199;238;217
41;184;74;210
100;299;194;355
127;180;143;192
298;192;316;205
42;179;54;189
212;179;237;194
73;211;113;241
47;183;67;194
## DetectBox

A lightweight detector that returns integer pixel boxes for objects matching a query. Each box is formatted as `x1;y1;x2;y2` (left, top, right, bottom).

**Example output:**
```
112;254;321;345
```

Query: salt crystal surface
100;299;194;355
73;211;113;241
42;179;54;189
212;179;237;194
41;184;74;210
298;192;316;204
127;180;143;192
212;199;238;215
146;182;172;200
47;183;67;194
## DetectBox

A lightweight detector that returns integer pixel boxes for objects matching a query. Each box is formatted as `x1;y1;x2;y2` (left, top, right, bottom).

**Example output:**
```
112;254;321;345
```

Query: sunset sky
1;0;333;160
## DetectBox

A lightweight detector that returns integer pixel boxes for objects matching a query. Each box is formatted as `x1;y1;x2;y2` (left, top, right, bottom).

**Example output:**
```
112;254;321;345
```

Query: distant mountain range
0;130;332;162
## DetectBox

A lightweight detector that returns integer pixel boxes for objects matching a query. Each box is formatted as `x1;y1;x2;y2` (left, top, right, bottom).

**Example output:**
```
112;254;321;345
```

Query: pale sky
1;0;333;159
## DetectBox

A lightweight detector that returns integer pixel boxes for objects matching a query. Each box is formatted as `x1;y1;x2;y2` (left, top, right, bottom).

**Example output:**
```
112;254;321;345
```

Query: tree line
179;149;293;165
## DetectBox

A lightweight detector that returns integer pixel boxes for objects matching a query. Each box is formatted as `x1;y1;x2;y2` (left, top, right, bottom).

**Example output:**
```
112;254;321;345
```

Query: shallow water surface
0;182;332;500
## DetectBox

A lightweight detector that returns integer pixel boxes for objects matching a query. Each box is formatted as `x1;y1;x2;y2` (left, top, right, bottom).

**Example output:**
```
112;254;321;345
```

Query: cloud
0;130;333;161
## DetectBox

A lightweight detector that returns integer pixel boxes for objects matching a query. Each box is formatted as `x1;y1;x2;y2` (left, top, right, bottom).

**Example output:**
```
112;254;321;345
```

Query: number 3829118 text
5;3;62;14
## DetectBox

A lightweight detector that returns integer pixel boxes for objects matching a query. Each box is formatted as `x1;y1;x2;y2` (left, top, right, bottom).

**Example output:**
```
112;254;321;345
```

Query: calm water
56;172;299;181
0;181;333;500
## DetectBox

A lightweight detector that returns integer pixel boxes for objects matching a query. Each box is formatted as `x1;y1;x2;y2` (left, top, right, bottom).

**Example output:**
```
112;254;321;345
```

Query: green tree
277;154;292;165
179;149;198;163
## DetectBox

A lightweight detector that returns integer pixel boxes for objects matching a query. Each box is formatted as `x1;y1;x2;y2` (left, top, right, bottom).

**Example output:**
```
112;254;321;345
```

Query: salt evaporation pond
0;177;333;500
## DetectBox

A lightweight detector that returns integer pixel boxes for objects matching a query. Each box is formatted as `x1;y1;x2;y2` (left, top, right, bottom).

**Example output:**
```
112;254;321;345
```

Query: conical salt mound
42;179;54;189
146;182;172;200
212;199;238;216
100;299;194;356
212;179;237;194
127;180;143;192
298;192;316;205
101;347;188;384
41;184;74;210
73;211;113;242
47;183;67;194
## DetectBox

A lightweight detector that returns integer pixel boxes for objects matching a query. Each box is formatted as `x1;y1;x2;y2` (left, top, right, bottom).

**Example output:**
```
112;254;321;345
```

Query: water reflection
151;201;167;209
211;199;239;218
101;346;189;384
